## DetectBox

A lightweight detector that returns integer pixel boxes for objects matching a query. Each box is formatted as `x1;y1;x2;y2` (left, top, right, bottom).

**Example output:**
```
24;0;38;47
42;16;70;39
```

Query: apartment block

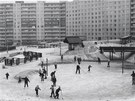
131;0;135;36
66;0;130;41
44;2;66;42
0;1;66;46
0;3;14;46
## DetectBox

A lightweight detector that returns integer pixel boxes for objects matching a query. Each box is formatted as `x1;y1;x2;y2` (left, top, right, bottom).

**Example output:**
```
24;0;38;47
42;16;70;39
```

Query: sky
0;0;73;3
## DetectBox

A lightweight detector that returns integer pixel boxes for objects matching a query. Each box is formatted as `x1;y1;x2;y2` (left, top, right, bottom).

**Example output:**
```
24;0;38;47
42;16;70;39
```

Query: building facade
66;0;130;41
0;0;131;46
131;0;135;36
0;1;66;46
0;3;14;46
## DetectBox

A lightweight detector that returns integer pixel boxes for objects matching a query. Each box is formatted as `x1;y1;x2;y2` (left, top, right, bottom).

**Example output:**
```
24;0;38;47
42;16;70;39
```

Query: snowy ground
0;45;135;101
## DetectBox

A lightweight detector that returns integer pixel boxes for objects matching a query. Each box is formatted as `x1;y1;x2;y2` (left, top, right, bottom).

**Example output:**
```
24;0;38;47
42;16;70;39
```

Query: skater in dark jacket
5;72;9;80
74;56;76;62
88;65;92;72
50;85;55;98
55;86;61;99
76;65;81;74
23;76;30;87
43;69;47;79
52;76;57;86
50;71;56;81
107;59;110;67
40;73;44;81
54;64;57;69
131;71;135;85
35;85;41;97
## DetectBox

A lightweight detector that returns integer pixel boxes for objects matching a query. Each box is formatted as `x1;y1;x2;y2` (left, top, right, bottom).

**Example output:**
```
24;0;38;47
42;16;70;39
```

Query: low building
63;36;84;50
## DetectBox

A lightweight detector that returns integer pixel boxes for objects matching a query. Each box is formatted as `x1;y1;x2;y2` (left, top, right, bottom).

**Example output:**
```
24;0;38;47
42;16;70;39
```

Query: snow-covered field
0;45;135;101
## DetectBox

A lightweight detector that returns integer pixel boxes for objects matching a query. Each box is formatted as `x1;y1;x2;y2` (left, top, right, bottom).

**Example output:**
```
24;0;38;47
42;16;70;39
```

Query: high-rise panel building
131;0;135;36
44;2;66;42
0;0;131;46
0;3;14;46
0;1;66;45
66;0;130;41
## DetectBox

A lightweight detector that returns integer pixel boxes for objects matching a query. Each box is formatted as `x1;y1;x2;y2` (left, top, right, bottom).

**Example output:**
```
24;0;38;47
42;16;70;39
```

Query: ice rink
0;45;135;101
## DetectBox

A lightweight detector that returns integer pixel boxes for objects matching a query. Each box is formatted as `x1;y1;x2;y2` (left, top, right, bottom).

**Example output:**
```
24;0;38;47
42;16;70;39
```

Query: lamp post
57;18;61;56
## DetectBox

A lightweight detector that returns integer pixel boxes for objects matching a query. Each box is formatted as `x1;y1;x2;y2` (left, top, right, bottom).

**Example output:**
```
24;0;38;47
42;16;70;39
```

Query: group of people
34;62;62;99
39;68;47;81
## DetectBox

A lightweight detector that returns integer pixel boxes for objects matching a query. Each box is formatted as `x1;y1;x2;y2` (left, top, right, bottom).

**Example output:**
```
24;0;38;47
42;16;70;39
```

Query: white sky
0;0;73;3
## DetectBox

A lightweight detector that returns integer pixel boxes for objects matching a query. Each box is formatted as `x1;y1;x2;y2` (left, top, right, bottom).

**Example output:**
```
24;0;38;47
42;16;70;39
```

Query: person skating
74;56;76;62
131;71;135;85
50;85;55;98
35;85;41;97
107;59;110;67
40;73;44;81
76;65;81;74
97;57;101;64
54;64;57;69
55;86;61;99
50;71;56;81
88;65;92;72
52;76;57;86
23;76;30;87
5;72;9;80
61;55;63;61
43;68;47;79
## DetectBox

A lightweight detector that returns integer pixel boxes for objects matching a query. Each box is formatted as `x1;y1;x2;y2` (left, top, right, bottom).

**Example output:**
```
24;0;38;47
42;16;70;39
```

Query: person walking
5;72;9;80
76;65;81;74
23;76;30;87
50;85;55;98
35;85;41;97
55;86;62;99
131;71;135;85
88;65;92;72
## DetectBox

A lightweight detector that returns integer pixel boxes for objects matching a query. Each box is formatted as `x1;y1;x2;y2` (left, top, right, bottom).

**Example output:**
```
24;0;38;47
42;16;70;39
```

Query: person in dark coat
50;85;55;98
43;69;47;79
23;76;30;87
50;71;56;81
61;55;63;61
74;56;76;62
5;72;9;80
88;65;92;72
35;85;41;97
55;86;61;99
40;73;44;81
107;59;110;67
76;65;81;74
52;76;57;86
54;64;57;69
131;71;135;85
97;57;101;64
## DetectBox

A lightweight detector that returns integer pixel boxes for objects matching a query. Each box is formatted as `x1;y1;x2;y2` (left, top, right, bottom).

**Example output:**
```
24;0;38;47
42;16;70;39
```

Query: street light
56;18;61;56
